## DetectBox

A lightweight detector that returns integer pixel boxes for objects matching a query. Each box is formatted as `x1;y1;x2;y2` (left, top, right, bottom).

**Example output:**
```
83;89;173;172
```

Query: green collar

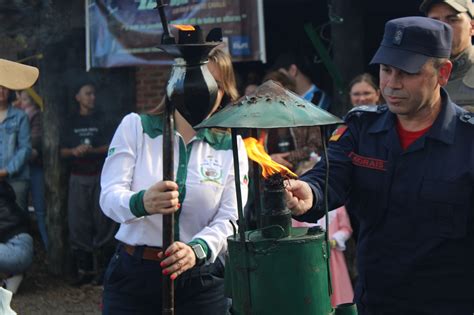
140;113;231;150
195;128;232;150
140;113;163;139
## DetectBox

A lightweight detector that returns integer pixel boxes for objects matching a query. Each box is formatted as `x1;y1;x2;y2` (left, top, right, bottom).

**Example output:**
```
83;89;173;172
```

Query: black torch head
158;25;223;127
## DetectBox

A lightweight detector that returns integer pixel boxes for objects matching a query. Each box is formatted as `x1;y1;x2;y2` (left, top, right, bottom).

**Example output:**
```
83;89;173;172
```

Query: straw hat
0;59;39;90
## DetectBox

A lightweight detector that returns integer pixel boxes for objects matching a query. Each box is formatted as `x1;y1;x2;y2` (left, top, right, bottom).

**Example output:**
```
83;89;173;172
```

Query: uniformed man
285;17;474;314
420;0;474;112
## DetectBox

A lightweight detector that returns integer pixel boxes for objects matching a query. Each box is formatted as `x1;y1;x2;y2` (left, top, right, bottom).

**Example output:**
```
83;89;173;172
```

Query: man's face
75;85;95;111
379;60;449;119
0;86;10;104
427;3;474;57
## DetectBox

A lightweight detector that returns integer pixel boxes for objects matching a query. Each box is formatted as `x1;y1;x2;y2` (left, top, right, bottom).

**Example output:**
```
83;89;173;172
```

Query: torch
155;2;221;314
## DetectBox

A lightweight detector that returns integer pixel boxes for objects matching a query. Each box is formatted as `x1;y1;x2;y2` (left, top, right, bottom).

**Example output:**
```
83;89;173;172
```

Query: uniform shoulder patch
329;125;348;142
460;112;474;125
345;104;388;121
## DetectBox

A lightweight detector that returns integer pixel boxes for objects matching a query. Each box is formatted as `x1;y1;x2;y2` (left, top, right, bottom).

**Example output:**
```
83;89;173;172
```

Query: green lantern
196;80;356;315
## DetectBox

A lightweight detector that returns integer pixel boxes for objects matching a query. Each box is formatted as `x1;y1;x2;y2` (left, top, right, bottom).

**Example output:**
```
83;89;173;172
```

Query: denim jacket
0;104;31;180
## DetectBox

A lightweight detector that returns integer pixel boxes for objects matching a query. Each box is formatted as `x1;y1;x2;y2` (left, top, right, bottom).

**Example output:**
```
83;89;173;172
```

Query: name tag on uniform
349;152;387;171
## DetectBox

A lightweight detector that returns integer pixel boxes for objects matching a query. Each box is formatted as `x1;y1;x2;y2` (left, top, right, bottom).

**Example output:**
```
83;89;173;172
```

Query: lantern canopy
194;80;343;129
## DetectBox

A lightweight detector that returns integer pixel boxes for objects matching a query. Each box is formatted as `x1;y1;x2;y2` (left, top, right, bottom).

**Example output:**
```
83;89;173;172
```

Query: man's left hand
158;241;196;280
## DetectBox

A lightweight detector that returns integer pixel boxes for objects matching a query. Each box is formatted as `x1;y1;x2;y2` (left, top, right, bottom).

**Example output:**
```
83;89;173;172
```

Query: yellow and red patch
329;125;348;142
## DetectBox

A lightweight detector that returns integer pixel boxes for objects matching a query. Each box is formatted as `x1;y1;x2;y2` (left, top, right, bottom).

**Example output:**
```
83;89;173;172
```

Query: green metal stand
226;227;334;315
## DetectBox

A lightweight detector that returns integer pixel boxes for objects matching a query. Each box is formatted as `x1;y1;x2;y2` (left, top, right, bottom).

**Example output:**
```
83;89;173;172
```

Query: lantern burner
261;174;291;238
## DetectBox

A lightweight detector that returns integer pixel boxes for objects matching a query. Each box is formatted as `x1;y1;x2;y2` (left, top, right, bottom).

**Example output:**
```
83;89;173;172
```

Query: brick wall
135;65;171;113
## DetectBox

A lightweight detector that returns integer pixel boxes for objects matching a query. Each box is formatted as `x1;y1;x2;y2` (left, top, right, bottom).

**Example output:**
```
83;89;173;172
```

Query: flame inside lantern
172;24;196;31
243;137;297;179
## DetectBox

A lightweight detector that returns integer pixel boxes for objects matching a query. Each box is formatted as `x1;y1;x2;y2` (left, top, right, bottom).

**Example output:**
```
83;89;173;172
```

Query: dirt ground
9;237;103;315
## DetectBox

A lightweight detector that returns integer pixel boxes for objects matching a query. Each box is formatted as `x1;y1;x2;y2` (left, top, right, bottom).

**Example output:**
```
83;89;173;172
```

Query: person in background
60;81;117;286
318;206;354;307
261;70;322;176
285;17;474;314
273;51;331;111
18;89;48;250
0;60;34;214
100;48;248;314
348;73;382;107
420;0;474;111
0;59;38;295
0;181;32;294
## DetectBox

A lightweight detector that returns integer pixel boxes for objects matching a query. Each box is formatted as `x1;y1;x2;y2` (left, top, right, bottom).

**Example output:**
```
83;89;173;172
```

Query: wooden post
330;0;365;117
41;71;70;275
39;2;74;276
329;0;364;283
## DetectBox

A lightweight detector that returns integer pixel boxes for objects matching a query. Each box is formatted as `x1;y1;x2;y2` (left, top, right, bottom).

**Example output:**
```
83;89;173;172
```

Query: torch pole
162;95;175;315
156;0;175;44
156;2;175;313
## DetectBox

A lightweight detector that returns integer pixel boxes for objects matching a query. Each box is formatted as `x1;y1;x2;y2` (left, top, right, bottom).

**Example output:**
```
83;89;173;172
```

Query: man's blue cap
370;16;452;73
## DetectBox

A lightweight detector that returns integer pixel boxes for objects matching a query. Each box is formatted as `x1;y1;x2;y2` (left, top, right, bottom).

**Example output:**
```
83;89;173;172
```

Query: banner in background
86;0;266;69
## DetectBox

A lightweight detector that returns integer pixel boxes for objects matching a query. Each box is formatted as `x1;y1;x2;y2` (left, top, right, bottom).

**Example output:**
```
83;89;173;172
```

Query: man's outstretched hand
285;179;314;216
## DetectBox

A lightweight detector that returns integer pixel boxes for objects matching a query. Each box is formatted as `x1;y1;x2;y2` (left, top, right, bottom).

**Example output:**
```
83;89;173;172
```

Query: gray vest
445;46;474;112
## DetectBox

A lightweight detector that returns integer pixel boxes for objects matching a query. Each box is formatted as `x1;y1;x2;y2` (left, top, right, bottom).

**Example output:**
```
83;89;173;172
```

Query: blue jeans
0;233;33;275
102;245;229;315
30;164;48;249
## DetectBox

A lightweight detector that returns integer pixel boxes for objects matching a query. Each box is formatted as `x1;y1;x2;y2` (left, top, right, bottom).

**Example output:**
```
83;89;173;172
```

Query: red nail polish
170;274;177;280
165;252;171;257
160;262;165;268
163;269;168;275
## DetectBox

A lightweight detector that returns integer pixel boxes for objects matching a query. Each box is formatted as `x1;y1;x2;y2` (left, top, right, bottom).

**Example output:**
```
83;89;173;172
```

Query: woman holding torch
99;48;248;314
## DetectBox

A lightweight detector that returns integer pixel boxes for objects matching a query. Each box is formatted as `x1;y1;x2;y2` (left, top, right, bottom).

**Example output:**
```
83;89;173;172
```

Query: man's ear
438;60;453;86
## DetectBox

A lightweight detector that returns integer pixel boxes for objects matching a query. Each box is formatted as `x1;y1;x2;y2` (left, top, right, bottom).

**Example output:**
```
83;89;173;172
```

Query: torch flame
243;137;297;179
172;24;196;31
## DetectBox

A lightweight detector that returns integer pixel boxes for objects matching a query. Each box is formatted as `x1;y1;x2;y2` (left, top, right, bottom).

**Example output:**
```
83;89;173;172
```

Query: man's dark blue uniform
287;16;474;315
298;90;474;313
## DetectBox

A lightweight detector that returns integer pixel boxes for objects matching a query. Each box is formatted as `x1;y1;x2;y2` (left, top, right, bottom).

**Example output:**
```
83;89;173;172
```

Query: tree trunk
36;1;70;276
41;63;70;275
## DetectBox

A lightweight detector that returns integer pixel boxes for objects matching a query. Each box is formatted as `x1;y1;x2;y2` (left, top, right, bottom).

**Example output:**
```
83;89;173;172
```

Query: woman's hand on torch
158;241;196;280
143;181;180;214
284;179;314;216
